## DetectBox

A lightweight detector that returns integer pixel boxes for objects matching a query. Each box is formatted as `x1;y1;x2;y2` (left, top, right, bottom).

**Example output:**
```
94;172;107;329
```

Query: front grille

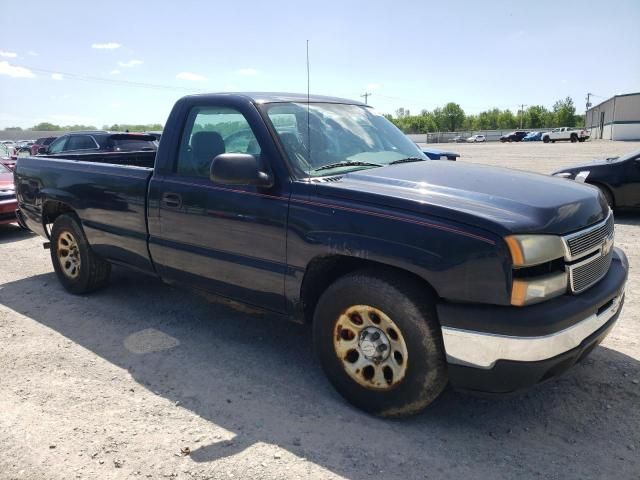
565;214;614;258
563;211;615;293
569;250;614;293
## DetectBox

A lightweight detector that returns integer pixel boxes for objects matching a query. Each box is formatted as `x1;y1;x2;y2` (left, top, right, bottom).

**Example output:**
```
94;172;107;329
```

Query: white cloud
110;69;121;75
0;50;17;58
367;83;382;90
0;61;35;78
92;42;121;49
118;59;143;68
27;50;38;56
237;68;258;76
176;72;206;81
51;73;63;81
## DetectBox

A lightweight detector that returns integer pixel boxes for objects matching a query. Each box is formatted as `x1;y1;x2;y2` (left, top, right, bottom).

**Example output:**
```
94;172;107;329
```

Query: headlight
511;272;568;306
504;235;566;267
505;235;568;306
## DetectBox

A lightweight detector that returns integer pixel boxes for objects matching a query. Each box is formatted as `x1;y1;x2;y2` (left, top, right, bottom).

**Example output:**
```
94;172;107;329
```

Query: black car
500;131;528;142
40;131;157;155
553;149;640;209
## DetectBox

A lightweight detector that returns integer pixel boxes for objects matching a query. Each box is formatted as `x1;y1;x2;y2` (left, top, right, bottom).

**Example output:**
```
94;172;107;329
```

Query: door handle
161;192;182;209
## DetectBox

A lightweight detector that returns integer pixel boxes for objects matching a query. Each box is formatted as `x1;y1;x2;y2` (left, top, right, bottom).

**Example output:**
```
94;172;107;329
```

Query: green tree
553;97;577;127
497;110;517;129
435;103;465;132
525;105;548;129
32;122;61;131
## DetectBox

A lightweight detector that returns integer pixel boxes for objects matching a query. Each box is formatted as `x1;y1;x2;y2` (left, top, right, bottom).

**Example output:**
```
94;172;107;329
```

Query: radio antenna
306;39;311;177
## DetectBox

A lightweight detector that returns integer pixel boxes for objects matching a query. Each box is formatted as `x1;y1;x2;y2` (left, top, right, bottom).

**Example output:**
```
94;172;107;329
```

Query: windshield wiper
388;157;426;165
314;161;383;172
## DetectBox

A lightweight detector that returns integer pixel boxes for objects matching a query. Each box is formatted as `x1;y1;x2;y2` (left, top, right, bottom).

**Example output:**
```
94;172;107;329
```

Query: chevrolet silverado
14;93;628;417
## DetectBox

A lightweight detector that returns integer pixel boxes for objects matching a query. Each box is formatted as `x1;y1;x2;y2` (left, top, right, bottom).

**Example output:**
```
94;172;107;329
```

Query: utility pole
585;93;593;127
519;104;527;129
361;92;372;105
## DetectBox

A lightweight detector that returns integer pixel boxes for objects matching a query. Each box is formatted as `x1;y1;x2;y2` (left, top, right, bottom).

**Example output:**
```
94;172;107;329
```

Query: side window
176;106;261;177
65;135;98;151
47;137;67;154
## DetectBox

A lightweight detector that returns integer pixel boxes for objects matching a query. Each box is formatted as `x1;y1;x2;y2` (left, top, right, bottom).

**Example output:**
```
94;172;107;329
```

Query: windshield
611;149;640;162
264;102;426;177
0;162;9;173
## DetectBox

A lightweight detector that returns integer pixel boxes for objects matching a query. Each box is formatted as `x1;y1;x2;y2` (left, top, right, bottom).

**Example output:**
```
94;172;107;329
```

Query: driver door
148;104;288;312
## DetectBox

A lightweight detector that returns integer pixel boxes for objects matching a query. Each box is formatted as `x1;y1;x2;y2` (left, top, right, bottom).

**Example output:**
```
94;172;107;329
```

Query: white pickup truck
542;127;590;143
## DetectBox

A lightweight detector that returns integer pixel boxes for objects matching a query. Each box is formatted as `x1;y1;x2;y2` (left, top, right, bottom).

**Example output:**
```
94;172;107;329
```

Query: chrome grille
563;211;615;293
569;250;614;293
565;214;614;259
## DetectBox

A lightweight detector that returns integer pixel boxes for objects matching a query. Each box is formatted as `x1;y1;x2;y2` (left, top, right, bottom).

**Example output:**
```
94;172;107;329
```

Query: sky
0;0;639;129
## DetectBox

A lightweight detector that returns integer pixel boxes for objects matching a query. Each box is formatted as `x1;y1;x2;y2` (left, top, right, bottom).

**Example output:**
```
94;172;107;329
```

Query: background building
586;92;640;140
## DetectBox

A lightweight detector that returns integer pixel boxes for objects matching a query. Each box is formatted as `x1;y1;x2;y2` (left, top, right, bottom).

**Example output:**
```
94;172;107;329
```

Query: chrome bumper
442;294;623;369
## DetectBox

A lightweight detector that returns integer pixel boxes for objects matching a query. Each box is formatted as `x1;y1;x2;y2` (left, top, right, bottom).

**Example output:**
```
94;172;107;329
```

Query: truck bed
41;150;156;169
15;155;155;272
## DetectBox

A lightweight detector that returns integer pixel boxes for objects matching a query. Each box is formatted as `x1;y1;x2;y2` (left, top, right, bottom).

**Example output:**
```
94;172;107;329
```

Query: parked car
31;136;57;155
0;162;18;225
15;92;627;417
500;131;528;142
542;127;590;143
466;134;486;142
39;131;158;155
421;148;459;161
522;131;542;142
553;149;640;209
0;144;16;170
449;135;466;143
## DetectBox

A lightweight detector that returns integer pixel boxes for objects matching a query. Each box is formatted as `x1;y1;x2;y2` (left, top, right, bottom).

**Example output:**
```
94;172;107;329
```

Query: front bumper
438;248;628;393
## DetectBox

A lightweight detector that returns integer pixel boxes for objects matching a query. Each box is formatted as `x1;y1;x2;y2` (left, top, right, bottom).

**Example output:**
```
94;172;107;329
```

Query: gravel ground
1;140;639;480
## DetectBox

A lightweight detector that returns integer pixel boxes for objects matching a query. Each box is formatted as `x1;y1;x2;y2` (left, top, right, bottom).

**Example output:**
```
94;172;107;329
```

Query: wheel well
300;255;437;323
42;201;75;237
587;182;615;207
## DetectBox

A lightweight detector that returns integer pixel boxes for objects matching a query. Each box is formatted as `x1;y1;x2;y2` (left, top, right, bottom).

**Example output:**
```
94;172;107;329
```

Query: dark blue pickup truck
14;93;628;417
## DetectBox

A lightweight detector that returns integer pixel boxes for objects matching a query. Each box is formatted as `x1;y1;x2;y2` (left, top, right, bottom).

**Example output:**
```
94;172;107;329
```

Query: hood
555;157;619;173
316;161;608;236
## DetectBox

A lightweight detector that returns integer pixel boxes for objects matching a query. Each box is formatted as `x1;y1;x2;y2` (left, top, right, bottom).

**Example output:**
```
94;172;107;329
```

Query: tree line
385;97;584;134
1;123;163;133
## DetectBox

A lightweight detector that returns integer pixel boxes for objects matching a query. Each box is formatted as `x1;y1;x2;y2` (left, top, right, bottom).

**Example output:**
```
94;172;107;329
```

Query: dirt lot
1;141;639;480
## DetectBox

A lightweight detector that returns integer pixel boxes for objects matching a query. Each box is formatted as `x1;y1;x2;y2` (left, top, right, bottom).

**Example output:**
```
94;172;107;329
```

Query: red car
31;136;57;155
0;162;18;225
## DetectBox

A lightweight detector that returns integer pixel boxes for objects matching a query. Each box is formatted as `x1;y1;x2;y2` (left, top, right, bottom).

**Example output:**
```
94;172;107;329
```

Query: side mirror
38;147;47;154
210;153;272;187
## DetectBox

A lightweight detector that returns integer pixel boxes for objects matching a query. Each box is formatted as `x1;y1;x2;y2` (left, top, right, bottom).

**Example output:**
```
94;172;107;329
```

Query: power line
11;63;203;92
360;92;372;104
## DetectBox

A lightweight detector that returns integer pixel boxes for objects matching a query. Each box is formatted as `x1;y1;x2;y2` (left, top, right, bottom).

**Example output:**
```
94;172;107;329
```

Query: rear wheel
313;269;447;417
50;214;111;294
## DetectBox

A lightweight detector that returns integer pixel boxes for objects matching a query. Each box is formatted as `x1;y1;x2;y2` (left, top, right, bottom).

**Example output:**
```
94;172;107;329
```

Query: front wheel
313;269;447;417
543;136;550;143
50;214;111;294
570;134;578;143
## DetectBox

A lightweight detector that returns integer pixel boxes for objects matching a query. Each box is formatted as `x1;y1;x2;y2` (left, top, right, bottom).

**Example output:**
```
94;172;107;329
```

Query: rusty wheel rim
333;305;408;390
57;231;81;279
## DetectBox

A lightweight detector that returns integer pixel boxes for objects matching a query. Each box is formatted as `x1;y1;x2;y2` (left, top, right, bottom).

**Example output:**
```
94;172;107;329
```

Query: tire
50;214;111;294
570;134;578;143
579;138;586;142
313;269;447;417
552;140;556;143
543;136;550;143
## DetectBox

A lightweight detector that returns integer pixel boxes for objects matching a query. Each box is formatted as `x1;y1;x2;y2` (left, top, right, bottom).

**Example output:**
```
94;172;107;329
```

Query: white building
586;92;640;140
